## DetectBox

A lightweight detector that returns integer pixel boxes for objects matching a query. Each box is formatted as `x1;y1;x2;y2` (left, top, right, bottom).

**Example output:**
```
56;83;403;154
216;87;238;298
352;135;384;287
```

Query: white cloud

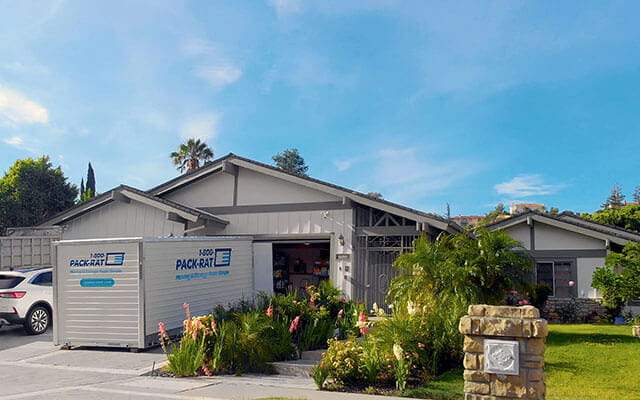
180;113;221;142
181;39;217;57
0;86;49;125
195;65;242;88
181;39;243;89
334;159;353;172
370;147;476;204
4;136;24;146
494;174;564;197
269;0;302;15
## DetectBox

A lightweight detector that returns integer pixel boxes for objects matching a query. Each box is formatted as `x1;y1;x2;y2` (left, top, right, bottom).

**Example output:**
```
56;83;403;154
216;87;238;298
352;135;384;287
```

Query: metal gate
0;236;57;271
354;234;417;311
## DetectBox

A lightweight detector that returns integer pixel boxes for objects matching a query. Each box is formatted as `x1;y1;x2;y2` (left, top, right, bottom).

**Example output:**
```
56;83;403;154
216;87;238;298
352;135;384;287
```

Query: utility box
53;236;253;350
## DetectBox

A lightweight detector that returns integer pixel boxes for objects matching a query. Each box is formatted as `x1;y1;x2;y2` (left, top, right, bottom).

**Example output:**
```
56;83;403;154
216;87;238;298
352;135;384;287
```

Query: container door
56;241;141;348
253;242;273;296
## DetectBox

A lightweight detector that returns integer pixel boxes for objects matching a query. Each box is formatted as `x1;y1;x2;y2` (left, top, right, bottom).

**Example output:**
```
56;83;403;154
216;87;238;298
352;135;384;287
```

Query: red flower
266;305;273;318
289;316;301;333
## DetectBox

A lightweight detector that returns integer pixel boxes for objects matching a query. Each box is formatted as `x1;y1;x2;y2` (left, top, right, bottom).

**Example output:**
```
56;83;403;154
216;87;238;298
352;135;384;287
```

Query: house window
536;261;574;298
536;262;554;290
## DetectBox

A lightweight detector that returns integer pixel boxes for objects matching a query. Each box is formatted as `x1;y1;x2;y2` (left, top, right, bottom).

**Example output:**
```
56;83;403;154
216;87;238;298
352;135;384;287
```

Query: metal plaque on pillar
484;339;519;375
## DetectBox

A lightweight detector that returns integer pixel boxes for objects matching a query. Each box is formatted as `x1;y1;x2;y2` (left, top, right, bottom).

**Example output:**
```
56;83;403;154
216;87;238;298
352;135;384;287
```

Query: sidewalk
0;341;422;400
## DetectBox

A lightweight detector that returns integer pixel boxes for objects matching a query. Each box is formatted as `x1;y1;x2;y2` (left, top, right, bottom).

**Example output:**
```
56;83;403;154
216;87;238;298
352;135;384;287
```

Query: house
451;215;484;228
509;203;546;215
485;211;640;314
40;153;461;309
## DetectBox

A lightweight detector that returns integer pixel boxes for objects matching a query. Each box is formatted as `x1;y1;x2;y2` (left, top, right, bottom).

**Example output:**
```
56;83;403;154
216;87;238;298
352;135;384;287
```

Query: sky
1;1;639;217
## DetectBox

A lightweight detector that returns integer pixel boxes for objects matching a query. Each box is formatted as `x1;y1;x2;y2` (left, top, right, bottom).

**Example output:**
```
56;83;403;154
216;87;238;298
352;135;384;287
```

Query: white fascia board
534;216;631;245
560;216;640;242
153;163;224;195
120;190;199;223
492;214;634;245
42;197;112;225
228;158;450;231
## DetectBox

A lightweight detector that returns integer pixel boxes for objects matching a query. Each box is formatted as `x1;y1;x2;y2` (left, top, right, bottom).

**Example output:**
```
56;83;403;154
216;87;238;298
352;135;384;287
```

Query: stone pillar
459;305;548;400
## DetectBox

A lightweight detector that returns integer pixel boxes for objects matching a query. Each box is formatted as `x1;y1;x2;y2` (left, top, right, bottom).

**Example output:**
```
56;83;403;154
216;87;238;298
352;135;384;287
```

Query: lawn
407;324;640;400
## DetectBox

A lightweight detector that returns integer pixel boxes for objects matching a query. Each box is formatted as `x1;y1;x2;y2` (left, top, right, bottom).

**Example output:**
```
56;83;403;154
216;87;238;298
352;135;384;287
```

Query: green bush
160;282;360;377
529;283;552;311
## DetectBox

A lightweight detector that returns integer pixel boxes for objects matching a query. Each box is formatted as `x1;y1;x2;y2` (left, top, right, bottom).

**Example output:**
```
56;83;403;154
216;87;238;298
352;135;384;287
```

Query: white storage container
53;236;254;350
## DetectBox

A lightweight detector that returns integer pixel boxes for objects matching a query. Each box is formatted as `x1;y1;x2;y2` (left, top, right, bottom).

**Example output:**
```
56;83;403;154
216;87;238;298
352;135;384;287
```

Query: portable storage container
53;236;253;350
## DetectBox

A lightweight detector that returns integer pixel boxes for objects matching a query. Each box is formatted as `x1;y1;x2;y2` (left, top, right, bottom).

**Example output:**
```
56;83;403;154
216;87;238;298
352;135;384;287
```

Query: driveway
0;324;53;351
0;339;418;400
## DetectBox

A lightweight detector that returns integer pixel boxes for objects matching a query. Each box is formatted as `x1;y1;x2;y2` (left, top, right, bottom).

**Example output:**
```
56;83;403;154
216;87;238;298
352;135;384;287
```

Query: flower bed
158;281;364;377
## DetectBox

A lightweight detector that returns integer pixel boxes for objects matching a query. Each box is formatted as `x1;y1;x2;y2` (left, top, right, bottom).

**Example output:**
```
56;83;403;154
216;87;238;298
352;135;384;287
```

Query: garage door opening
273;241;330;296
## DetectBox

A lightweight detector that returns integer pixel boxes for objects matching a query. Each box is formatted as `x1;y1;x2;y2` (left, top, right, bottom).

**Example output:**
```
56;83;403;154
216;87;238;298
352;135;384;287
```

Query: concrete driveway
0;324;53;351
0;338;416;400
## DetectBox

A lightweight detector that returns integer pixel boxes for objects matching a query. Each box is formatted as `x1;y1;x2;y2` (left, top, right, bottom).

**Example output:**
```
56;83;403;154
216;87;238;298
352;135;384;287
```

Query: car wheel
24;306;50;335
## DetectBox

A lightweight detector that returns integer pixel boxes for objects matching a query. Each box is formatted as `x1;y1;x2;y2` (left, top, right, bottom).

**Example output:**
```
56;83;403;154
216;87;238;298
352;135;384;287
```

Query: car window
31;271;52;287
0;275;25;289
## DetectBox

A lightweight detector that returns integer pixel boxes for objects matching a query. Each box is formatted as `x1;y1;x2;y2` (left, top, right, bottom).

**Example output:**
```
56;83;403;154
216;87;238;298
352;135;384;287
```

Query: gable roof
40;185;229;227
484;210;640;245
149;153;462;233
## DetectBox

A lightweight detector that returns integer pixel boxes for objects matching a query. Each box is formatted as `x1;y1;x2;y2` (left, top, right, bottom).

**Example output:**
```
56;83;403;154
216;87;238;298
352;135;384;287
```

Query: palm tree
170;138;214;173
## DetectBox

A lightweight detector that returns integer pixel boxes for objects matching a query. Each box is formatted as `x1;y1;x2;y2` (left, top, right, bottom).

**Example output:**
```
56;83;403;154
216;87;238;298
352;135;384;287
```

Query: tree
387;229;532;310
170;138;214;173
592;242;640;318
272;148;308;176
85;162;96;199
479;203;507;225
633;186;640;203
547;207;560;215
602;183;625;209
0;156;78;233
367;192;383;199
80;178;85;199
582;203;640;232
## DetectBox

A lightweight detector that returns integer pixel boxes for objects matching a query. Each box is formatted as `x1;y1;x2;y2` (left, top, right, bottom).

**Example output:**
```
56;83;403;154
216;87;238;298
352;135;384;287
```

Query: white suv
0;267;53;335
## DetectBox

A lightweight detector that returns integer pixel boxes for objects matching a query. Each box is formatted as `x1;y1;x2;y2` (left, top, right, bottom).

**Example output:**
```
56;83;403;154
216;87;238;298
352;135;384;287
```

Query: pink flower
211;319;217;334
418;342;425;349
266;305;273;318
183;302;189;308
359;326;369;335
201;363;213;376
518;300;529;305
289;316;301;333
158;322;169;341
358;312;367;322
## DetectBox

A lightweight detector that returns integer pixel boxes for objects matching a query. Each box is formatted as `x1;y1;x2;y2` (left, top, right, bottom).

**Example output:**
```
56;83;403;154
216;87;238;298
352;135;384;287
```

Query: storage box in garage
53;236;253;350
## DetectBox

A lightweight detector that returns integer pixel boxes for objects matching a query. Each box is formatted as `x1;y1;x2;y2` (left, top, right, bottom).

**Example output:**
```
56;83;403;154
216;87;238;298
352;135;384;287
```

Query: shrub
529;283;552;311
158;305;208;377
556;299;580;323
322;338;364;384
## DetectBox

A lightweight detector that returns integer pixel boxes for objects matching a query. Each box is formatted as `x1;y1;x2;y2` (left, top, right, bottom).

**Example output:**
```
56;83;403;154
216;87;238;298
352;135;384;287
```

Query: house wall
236;168;339;205
500;220;608;300
505;224;531;250
209;208;355;297
164;172;235;207
62;200;184;240
534;222;604;250
576;257;604;298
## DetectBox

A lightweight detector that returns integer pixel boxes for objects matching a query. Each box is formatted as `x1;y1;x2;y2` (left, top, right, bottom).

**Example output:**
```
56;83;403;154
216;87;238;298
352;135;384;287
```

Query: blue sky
1;1;639;217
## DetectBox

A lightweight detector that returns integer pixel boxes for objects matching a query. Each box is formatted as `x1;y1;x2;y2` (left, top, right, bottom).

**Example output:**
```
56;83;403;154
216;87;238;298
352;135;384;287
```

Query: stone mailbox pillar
459;305;548;400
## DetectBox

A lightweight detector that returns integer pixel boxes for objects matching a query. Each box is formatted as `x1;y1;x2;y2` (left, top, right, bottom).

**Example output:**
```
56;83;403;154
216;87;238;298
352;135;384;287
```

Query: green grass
410;324;640;400
403;368;464;399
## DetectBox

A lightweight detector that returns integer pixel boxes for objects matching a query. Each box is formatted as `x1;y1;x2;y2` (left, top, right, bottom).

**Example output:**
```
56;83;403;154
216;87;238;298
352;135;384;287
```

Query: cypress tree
86;162;96;199
80;178;85;198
